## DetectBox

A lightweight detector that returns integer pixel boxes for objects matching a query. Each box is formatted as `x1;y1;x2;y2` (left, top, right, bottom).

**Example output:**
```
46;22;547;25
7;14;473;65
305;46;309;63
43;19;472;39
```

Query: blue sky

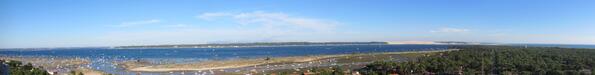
1;0;595;48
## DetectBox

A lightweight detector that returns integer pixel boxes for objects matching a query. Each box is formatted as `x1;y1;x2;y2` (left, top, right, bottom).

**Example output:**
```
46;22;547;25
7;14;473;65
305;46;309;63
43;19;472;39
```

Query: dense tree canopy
358;46;595;75
1;60;50;75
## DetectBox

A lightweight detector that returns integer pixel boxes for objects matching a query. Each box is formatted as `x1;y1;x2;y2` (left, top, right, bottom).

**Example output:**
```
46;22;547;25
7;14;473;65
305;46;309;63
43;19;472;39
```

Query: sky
1;0;595;48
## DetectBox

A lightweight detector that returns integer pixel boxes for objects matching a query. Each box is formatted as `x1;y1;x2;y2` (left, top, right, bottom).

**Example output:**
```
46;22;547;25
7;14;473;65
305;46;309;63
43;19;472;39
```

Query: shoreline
120;49;457;72
121;55;345;72
0;49;458;74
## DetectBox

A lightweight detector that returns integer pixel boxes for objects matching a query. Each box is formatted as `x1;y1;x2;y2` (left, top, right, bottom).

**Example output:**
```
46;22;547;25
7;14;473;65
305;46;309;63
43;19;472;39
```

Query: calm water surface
3;44;594;74
0;44;450;75
0;45;451;59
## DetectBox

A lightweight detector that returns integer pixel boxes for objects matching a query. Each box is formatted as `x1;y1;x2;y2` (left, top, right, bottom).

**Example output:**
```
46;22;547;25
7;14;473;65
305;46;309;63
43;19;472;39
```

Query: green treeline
1;60;50;75
358;46;595;75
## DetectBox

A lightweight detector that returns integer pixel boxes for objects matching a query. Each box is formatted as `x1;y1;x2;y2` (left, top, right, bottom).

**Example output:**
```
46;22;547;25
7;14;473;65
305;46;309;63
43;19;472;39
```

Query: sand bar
122;49;457;72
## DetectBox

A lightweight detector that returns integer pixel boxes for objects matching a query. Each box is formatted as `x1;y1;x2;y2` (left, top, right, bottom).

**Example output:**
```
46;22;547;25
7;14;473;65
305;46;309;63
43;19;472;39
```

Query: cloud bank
112;19;161;27
197;11;337;31
91;11;342;46
430;27;470;33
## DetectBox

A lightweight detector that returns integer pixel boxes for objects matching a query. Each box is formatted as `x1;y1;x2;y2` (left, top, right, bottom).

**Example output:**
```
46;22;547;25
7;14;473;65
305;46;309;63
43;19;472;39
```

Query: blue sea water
2;44;594;74
0;44;450;74
0;45;449;59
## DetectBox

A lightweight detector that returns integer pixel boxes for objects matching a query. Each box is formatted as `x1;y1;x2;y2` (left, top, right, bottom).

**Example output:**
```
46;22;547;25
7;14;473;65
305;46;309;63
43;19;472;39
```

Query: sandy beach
120;55;345;72
0;49;456;75
118;49;457;73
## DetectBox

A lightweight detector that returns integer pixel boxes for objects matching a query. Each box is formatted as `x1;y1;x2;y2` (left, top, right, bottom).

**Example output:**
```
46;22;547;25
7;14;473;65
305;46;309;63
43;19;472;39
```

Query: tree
6;61;49;75
357;45;595;75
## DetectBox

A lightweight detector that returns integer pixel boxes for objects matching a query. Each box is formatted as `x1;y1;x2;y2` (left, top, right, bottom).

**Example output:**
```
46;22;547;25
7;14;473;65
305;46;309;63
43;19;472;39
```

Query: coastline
0;49;458;74
121;55;345;72
119;49;457;72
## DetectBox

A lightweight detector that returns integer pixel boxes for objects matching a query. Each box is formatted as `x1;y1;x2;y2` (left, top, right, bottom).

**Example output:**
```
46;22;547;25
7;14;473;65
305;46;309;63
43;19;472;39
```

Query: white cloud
82;11;344;46
430;27;470;33
112;19;161;27
94;27;339;46
197;12;232;20
198;11;337;31
166;24;191;28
